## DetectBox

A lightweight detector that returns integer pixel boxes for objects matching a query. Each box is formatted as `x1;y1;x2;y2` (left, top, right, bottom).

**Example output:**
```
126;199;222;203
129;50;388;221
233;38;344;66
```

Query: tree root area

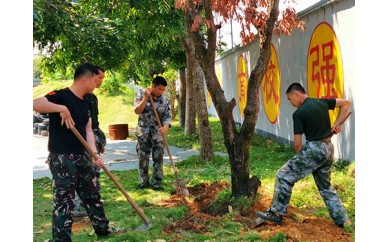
162;181;353;242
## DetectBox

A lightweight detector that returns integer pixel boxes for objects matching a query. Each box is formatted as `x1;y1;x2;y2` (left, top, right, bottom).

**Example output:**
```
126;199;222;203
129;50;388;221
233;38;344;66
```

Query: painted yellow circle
307;22;344;124
237;55;248;117
207;90;211;108
262;44;281;124
208;64;223;108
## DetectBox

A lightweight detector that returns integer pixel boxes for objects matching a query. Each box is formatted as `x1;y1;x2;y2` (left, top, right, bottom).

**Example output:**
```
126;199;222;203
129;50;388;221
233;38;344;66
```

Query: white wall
208;0;355;160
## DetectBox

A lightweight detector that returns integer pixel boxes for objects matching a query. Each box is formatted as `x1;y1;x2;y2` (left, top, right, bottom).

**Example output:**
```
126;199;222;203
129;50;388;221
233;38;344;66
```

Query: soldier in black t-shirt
256;83;352;229
73;66;106;217
33;63;121;240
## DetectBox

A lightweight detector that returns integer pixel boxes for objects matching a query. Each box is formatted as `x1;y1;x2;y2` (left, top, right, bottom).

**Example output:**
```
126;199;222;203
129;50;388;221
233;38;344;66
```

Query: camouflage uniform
85;93;106;178
134;89;172;187
74;93;106;215
48;153;110;241
268;97;349;226
269;140;349;225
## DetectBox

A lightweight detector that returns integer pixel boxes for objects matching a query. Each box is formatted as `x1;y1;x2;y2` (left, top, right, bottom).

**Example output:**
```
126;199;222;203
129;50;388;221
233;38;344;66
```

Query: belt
320;137;331;143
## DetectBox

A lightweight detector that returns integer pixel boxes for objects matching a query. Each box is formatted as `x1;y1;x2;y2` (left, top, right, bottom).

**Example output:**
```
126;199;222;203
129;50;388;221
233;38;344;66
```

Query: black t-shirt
84;93;99;130
45;88;90;153
293;97;336;141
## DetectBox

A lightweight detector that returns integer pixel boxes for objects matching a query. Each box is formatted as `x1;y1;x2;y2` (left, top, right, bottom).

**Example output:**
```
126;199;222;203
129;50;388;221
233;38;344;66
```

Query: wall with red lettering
206;0;355;160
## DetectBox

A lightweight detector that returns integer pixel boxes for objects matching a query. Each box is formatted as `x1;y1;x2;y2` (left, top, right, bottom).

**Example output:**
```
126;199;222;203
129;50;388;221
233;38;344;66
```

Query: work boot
97;227;126;237
256;210;283;224
336;219;352;229
137;182;150;190
152;184;164;191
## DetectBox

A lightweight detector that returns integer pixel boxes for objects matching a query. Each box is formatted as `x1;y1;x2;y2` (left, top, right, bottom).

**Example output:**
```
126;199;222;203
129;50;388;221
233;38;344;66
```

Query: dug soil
162;181;353;242
72;181;353;241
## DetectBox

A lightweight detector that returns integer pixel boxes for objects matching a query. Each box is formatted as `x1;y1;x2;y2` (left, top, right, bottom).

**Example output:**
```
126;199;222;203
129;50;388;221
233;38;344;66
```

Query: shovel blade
135;222;152;231
254;217;265;227
173;179;190;197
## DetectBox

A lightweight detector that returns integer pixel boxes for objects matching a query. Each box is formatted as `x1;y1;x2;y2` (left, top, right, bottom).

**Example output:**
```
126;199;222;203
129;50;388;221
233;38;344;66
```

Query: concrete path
33;135;201;179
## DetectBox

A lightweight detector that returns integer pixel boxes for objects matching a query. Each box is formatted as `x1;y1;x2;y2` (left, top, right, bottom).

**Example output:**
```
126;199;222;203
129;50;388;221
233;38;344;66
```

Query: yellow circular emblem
307;22;344;124
237;55;248;116
262;44;281;124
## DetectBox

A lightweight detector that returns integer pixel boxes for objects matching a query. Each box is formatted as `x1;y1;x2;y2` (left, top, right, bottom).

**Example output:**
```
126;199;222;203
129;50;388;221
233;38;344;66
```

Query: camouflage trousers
74;164;100;213
136;134;164;186
74;130;104;212
47;152;110;241
269;140;349;226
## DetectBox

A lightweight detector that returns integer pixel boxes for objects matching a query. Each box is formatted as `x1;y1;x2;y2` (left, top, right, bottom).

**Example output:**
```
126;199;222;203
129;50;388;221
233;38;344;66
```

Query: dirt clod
162;181;354;241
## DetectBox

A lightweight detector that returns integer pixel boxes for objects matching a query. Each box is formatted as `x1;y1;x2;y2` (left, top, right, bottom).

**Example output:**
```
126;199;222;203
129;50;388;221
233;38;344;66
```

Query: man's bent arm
33;97;66;114
332;99;351;130
294;134;303;153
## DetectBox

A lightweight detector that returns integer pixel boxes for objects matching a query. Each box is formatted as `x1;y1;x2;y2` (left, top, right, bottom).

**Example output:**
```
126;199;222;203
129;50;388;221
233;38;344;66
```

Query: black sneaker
152;184;164;191
336;219;351;229
256;210;283;224
137;183;150;190
97;227;126;237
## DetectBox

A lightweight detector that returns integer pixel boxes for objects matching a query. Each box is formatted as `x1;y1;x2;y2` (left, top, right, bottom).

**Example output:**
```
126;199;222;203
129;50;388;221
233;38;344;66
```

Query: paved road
33;135;200;179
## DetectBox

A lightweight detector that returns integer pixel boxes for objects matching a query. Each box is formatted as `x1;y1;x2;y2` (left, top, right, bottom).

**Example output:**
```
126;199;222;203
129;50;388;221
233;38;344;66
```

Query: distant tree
33;57;42;82
33;0;219;162
162;69;179;120
33;0;186;84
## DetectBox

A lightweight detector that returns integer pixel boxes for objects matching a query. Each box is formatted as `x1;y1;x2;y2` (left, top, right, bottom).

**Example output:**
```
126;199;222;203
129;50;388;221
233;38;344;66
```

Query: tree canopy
33;0;186;84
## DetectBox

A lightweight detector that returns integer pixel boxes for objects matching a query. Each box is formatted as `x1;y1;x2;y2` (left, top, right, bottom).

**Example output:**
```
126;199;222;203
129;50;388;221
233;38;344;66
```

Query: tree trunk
170;96;176;121
178;68;186;127
190;41;213;162
168;81;177;121
182;0;280;198
184;48;196;136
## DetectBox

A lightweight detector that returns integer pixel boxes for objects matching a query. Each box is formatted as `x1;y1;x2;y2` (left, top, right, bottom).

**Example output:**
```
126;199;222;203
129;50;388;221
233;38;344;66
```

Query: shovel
149;96;189;197
70;126;152;231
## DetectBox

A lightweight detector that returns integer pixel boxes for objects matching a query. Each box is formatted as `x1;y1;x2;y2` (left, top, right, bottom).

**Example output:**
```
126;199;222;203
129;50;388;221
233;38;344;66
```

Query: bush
99;71;128;94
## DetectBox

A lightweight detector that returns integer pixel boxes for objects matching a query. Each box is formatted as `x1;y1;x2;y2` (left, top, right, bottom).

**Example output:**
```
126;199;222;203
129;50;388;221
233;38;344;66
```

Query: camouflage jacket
134;89;172;141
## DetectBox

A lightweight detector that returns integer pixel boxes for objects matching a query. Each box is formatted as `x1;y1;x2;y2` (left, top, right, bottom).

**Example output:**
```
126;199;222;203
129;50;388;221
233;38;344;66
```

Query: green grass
33;82;355;241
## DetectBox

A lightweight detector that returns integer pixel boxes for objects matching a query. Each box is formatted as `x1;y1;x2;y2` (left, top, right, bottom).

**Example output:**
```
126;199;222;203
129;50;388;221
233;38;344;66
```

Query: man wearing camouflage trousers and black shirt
73;65;107;217
256;83;352;228
134;76;172;191
33;63;120;241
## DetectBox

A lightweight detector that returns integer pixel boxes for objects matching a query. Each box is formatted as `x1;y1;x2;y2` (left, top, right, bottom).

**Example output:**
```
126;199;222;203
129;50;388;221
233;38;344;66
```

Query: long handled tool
149;96;189;197
70;126;152;231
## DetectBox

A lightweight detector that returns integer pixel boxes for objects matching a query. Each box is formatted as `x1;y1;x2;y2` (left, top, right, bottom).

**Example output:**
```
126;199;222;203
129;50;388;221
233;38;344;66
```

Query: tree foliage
33;0;186;85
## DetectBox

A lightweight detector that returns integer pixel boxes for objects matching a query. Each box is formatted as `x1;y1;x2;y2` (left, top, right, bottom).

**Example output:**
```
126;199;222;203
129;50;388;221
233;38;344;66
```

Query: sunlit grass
33;83;355;241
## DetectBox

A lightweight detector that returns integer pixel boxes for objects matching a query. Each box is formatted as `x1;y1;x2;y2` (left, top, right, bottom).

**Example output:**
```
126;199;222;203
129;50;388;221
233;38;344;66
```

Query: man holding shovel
73;65;106;217
134;76;172;191
255;83;352;228
33;63;121;241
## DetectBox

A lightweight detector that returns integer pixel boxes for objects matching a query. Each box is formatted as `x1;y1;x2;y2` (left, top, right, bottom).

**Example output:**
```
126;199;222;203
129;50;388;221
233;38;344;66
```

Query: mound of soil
162;181;353;241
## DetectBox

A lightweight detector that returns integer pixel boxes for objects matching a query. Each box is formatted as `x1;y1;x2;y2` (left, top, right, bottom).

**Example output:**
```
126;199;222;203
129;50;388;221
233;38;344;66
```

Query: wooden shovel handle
70;126;151;224
148;96;176;170
148;96;183;195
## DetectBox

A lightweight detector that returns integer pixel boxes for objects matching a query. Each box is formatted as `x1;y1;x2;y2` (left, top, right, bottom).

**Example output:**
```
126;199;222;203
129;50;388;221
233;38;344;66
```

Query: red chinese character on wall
309;41;338;99
263;60;279;104
238;72;246;103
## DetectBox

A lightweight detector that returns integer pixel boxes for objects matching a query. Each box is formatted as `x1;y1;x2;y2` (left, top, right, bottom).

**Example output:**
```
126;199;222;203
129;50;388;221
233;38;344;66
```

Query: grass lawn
33;82;355;241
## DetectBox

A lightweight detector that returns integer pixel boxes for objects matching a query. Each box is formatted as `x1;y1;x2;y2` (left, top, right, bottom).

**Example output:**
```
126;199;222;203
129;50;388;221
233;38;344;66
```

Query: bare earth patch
162;181;353;241
70;181;353;241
